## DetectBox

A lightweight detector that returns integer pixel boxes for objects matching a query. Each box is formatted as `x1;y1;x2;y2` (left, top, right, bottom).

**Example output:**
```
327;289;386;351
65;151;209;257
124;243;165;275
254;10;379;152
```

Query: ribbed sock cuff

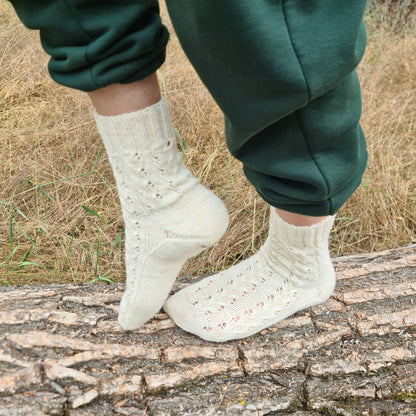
94;97;175;153
270;208;335;248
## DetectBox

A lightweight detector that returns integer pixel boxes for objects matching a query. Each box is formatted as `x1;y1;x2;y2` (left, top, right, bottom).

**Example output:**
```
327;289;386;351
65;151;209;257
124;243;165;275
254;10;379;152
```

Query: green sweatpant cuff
255;155;368;217
9;0;169;91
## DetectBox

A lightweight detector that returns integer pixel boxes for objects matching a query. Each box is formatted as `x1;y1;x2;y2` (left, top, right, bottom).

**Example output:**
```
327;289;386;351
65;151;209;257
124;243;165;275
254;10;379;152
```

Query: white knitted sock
94;98;229;330
164;208;335;342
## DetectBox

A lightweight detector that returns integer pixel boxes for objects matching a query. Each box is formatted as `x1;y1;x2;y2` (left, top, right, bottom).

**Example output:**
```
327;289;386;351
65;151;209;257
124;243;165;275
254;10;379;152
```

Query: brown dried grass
0;2;416;285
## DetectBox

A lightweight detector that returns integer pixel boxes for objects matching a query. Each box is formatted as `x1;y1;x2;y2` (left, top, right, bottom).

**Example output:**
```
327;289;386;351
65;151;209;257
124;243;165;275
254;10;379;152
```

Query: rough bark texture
1;245;416;415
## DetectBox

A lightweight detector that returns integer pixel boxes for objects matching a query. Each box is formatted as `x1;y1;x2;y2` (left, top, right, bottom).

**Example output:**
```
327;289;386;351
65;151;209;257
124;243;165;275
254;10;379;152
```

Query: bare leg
88;73;161;116
275;208;329;226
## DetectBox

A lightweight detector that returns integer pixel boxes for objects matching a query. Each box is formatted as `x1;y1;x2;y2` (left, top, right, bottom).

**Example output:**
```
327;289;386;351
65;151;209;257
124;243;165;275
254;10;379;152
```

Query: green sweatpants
9;0;368;216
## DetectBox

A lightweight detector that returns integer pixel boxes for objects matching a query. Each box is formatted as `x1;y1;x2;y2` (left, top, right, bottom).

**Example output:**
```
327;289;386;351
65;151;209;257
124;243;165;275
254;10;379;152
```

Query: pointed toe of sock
164;290;231;342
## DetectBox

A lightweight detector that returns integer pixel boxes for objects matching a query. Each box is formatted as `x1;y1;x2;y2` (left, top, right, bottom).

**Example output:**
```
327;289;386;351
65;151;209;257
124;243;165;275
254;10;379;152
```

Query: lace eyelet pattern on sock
94;98;229;330
164;209;335;342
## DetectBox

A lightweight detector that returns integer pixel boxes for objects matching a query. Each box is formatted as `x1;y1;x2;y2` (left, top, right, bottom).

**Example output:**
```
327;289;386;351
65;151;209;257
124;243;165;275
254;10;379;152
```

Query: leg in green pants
164;0;370;341
166;0;368;216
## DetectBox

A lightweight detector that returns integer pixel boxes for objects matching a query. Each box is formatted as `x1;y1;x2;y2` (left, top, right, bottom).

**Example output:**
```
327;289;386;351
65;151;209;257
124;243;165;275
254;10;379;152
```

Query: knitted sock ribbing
164;208;335;342
94;98;229;330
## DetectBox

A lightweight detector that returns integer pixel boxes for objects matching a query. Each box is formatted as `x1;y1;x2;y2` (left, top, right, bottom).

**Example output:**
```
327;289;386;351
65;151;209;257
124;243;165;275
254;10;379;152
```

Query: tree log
1;246;416;415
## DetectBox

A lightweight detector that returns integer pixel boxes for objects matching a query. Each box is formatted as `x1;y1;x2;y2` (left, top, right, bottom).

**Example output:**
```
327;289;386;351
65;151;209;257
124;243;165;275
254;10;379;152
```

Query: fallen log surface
1;245;416;415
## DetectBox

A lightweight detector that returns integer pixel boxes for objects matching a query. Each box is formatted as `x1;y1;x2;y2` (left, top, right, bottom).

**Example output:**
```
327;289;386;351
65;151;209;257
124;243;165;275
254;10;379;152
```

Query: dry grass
367;0;416;30
1;2;416;285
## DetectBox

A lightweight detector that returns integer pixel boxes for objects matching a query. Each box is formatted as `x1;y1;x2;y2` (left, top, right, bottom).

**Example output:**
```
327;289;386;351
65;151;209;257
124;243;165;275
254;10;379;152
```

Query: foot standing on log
9;0;368;341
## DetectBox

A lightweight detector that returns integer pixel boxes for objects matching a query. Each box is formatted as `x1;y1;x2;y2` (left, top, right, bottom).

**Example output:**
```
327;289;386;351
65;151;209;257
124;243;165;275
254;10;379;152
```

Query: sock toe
164;290;194;332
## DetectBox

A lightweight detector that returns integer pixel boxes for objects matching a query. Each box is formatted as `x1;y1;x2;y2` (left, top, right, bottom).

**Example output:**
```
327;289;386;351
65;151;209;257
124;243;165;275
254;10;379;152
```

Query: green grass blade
12;204;27;220
82;205;103;220
175;129;187;154
38;185;55;202
111;229;124;250
9;209;13;250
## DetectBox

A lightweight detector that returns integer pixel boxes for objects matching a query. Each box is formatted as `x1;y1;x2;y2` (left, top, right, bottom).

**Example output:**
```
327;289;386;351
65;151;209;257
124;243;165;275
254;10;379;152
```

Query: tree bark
1;245;416;415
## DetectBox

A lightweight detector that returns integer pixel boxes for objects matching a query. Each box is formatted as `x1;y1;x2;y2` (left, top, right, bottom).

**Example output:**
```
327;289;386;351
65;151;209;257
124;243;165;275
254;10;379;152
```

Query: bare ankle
274;208;330;227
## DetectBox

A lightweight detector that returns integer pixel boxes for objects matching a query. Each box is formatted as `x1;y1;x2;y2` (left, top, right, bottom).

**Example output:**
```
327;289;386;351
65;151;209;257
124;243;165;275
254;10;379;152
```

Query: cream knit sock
164;208;335;342
94;98;229;330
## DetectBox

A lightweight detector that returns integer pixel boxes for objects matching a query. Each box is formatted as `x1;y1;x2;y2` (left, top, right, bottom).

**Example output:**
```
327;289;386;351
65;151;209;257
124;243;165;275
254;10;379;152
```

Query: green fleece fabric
9;0;169;91
166;0;368;215
9;0;368;216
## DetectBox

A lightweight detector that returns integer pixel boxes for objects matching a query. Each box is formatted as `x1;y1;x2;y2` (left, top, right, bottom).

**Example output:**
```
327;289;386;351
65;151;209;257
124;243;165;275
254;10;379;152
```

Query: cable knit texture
94;98;229;330
164;209;335;342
